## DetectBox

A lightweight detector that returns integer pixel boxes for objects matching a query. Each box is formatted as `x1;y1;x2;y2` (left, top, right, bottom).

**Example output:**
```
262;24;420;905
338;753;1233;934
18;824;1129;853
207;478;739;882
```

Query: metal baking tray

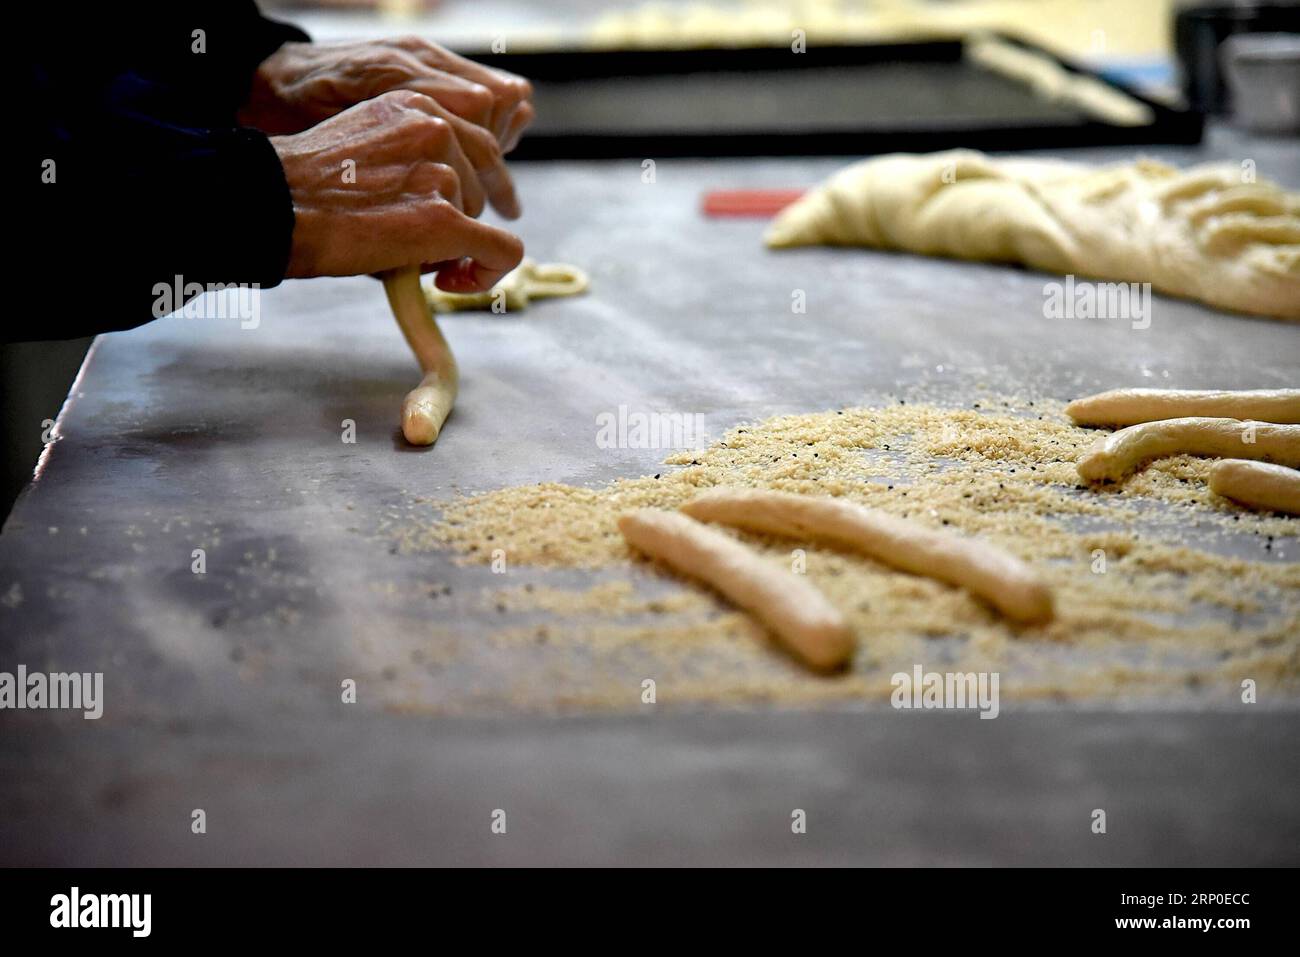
476;34;1203;159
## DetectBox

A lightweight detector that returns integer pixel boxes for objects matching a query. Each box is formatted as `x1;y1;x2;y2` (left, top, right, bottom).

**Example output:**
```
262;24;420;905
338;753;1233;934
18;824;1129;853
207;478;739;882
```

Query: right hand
272;90;523;293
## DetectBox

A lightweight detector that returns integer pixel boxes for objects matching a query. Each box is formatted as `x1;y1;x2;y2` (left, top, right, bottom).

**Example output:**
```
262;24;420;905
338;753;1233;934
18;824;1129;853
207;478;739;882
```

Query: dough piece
425;258;589;314
1076;417;1300;482
1208;459;1300;515
967;34;1153;126
584;0;1173;60
765;149;1300;321
1067;388;1300;427
618;508;855;671
383;266;460;446
681;488;1053;624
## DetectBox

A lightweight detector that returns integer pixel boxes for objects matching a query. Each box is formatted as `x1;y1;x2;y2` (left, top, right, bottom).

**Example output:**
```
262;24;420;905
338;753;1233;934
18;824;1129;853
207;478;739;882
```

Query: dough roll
383;266;460;446
681;488;1053;625
618;508;855;672
1208;459;1300;515
1076;417;1300;482
1067;388;1300;427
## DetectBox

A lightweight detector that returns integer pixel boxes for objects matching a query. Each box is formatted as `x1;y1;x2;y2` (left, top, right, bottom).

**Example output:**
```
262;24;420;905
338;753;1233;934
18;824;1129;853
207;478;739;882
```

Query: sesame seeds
383;398;1297;712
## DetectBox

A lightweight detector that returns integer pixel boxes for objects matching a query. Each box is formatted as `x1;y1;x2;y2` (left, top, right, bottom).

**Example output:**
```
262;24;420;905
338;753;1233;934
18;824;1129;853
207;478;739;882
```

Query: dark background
1;340;91;521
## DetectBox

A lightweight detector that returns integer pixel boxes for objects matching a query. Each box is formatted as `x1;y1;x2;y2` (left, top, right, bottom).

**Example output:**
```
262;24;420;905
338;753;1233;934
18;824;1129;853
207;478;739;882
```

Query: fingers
405;160;464;218
421;207;524;292
455;121;520;219
435;111;519;219
398;92;518;220
432;258;494;293
392;36;534;145
399;100;480;217
484;78;534;147
501;100;535;155
402;69;495;131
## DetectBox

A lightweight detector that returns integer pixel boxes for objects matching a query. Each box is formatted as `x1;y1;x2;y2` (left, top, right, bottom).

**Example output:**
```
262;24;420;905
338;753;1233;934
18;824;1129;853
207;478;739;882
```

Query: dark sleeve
14;2;309;343
136;2;311;125
22;124;298;342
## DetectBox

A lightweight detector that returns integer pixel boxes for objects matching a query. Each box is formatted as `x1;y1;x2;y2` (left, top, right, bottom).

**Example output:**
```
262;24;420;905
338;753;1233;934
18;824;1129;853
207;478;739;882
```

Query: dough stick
1076;417;1300;483
1066;388;1300;427
967;34;1153;127
617;509;855;672
1208;460;1300;515
681;489;1053;625
382;266;460;446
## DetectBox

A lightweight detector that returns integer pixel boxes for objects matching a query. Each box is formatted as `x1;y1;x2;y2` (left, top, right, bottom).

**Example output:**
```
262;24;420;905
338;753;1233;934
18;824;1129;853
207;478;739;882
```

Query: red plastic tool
701;188;806;218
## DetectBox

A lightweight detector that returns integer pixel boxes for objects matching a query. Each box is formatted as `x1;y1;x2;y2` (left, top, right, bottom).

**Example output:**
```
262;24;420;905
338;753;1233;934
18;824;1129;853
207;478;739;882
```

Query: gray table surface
1;126;1297;865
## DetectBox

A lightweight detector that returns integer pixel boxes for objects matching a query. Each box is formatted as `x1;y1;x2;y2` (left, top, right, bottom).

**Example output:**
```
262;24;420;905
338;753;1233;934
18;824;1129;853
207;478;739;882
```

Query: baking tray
476;35;1203;159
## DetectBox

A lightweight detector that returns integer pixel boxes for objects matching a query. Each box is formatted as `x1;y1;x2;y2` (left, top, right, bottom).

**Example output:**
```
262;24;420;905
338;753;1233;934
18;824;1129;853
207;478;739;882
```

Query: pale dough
1076;417;1300;483
967;34;1152;127
617;508;855;671
383;266;459;446
765;149;1300;321
1208;459;1300;515
425;259;589;314
681;488;1053;624
385;259;586;443
1067;388;1300;427
585;0;1177;62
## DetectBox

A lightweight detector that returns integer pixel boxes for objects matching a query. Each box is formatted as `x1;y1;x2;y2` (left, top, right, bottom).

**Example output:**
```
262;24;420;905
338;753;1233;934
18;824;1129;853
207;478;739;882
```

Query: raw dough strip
681;489;1053;625
967;34;1154;127
383;266;460;446
1208;459;1300;515
617;508;855;672
1076;417;1300;483
1066;388;1300;427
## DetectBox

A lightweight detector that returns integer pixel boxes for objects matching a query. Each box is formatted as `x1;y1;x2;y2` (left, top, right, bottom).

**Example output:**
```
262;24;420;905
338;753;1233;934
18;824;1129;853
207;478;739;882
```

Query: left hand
240;37;534;152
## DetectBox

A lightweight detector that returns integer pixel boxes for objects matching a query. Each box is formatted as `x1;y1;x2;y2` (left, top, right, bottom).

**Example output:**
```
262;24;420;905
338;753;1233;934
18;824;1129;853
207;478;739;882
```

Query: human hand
243;36;534;153
271;90;523;292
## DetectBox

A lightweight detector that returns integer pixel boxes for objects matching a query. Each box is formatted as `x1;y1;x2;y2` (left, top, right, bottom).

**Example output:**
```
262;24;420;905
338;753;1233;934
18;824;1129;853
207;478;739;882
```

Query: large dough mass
766;150;1300;321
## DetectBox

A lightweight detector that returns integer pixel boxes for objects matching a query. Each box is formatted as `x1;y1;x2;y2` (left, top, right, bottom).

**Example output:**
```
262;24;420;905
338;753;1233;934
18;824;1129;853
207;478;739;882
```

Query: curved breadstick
1067;388;1300;427
1076;417;1300;483
618;509;854;672
681;489;1053;625
1208;460;1300;515
382;266;460;446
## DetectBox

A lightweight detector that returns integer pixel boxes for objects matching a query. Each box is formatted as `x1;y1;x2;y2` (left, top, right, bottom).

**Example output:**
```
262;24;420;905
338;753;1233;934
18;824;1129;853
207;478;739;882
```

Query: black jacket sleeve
17;2;310;342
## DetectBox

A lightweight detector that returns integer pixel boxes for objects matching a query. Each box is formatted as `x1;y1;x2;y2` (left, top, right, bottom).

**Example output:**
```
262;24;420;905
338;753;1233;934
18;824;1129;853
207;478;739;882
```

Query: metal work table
1;127;1297;865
